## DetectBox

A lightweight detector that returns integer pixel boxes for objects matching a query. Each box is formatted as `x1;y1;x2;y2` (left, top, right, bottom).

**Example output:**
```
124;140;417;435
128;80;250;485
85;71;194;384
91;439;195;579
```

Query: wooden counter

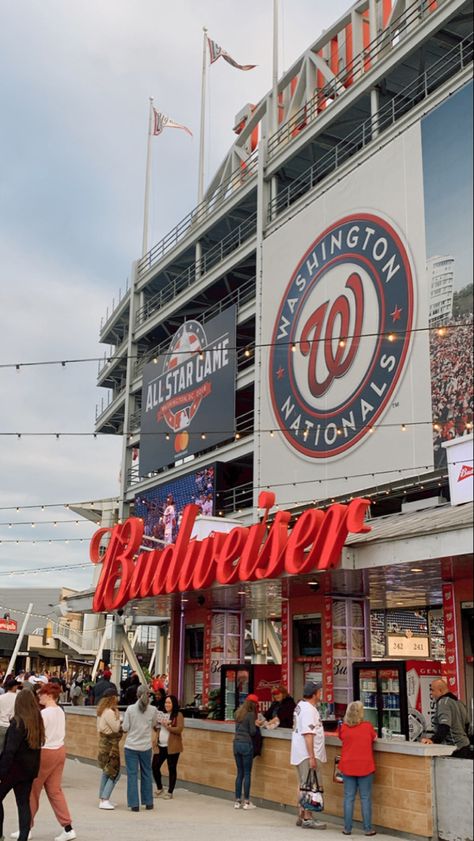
65;709;454;840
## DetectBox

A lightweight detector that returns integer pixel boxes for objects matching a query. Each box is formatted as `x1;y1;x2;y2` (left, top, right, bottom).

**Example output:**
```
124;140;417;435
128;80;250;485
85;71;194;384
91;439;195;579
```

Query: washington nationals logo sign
269;214;414;458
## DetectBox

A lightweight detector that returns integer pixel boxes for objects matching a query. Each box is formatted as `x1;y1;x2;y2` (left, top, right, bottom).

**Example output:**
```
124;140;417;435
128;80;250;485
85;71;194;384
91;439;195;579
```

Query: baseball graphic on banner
269;214;414;459
258;124;433;506
140;307;236;475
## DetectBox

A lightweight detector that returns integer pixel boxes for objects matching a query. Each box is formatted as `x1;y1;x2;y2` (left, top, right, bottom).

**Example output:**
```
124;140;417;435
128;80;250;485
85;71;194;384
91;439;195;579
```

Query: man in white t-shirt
291;681;327;831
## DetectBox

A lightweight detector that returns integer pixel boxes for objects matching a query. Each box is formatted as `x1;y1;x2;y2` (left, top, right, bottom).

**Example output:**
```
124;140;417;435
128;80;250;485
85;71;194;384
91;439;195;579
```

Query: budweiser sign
90;492;370;612
458;465;473;482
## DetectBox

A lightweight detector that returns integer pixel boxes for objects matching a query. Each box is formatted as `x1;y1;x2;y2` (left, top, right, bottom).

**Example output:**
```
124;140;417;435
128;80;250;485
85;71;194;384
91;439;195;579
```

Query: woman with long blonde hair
338;700;377;836
0;688;44;841
97;688;122;810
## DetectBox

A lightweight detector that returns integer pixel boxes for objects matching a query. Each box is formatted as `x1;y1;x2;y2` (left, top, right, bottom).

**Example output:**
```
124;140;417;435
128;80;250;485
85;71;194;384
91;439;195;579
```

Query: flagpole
198;26;208;206
142;96;154;258
272;0;279;134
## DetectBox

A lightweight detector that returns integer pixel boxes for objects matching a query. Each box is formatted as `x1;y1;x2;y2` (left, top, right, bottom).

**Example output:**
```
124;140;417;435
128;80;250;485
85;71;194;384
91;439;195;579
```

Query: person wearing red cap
92;670;118;706
263;686;296;730
233;694;258;811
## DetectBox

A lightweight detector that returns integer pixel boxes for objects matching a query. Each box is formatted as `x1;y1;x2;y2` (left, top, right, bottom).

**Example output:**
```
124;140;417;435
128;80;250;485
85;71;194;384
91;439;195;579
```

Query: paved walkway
3;760;411;841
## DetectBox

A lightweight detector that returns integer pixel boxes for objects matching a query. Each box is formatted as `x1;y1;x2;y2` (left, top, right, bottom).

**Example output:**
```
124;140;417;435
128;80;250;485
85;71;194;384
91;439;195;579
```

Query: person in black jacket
263;686;296;729
0;688;45;841
92;670;118;705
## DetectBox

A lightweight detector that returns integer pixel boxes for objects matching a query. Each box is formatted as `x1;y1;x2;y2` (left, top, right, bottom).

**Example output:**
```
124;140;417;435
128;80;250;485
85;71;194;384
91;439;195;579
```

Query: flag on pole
207;36;257;71
153;108;193;137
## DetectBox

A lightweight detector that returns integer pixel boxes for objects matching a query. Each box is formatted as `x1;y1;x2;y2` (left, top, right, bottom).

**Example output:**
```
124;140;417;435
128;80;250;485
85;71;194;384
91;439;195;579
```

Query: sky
0;0;353;596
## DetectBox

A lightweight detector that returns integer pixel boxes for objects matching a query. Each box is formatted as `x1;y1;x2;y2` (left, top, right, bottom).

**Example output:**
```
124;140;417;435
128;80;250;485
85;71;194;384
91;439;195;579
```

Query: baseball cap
303;681;323;697
103;687;118;698
246;693;259;703
103;670;112;680
272;685;286;696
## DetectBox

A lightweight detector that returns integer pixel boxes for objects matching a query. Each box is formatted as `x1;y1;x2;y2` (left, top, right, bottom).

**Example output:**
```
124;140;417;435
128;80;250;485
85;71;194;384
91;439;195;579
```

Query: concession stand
63;491;473;839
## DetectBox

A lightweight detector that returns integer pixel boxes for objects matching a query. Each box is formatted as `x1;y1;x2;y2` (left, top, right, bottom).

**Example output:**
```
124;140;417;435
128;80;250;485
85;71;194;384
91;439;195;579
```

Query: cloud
0;0;352;590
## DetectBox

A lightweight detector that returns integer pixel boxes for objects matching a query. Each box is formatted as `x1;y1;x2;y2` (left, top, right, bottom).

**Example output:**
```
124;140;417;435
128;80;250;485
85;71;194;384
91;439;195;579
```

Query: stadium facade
92;0;473;714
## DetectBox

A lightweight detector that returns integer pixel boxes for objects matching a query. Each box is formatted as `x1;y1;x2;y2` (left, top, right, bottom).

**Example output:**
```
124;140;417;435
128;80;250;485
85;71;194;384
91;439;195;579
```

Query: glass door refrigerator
219;664;282;720
353;660;442;740
353;661;409;739
220;665;252;720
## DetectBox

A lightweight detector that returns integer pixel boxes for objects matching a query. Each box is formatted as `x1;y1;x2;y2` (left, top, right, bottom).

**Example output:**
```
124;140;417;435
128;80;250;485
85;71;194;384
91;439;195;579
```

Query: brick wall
65;713;434;838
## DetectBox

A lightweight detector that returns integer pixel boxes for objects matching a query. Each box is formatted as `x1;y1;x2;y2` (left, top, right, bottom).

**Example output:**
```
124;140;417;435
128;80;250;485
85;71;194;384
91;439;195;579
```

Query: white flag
153;108;193;137
207;37;257;71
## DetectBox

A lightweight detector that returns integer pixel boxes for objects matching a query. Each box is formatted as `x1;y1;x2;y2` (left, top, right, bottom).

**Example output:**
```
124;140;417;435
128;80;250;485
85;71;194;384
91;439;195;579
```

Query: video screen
134;464;216;546
297;620;322;657
185;628;204;660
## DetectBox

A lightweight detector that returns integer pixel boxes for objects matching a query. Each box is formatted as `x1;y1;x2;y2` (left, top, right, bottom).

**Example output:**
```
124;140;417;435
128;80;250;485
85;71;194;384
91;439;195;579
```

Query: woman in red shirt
338;701;377;836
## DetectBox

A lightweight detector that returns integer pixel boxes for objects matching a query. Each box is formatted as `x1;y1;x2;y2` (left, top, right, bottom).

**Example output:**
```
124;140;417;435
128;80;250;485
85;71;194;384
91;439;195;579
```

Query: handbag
299;768;324;813
252;728;263;757
333;755;344;784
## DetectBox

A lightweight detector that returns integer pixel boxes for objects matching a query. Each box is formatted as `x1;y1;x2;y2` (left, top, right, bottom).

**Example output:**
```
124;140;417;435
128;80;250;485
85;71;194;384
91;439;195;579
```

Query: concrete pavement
3;759;411;841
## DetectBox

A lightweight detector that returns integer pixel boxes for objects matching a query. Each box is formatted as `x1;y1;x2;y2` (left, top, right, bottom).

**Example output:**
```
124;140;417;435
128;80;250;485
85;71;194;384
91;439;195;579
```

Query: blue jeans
234;741;254;802
343;773;374;833
99;770;121;801
125;748;153;808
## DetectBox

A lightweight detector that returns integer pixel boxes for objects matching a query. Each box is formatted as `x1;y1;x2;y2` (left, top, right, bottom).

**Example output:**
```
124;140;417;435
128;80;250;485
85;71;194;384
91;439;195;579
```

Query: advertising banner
422;82;473;467
443;434;474;507
140;307;236;475
0;618;17;633
259;124;432;505
258;82;473;506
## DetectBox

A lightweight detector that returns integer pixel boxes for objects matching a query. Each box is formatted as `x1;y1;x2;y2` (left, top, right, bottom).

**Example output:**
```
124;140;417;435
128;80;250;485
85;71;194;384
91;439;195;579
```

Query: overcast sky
0;0;352;597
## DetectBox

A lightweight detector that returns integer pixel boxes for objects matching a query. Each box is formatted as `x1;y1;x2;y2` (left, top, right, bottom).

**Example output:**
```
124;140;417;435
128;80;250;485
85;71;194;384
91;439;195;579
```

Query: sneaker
364;833;377;837
154;789;164;798
54;832;77;841
243;802;257;810
302;819;327;830
130;807;139;812
163;793;173;800
11;834;33;840
99;800;115;810
234;801;242;809
145;805;154;810
296;818;303;827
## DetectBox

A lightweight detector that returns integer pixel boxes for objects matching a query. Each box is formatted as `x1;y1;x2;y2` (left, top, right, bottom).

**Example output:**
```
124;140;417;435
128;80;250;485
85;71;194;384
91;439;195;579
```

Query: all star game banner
140;307;236;475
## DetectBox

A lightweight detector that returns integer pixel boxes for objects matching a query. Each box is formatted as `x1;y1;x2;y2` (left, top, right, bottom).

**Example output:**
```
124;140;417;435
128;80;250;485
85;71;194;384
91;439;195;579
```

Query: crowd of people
0;670;471;838
430;314;474;466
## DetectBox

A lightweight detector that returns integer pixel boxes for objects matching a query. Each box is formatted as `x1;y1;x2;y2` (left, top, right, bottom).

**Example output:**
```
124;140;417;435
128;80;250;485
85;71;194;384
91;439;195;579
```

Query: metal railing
269;33;473;219
98;337;129;378
220;480;254;514
133;276;256;381
99;281;130;336
95;385;126;424
126;408;255;487
137;152;258;280
267;0;442;159
136;213;257;328
50;622;106;655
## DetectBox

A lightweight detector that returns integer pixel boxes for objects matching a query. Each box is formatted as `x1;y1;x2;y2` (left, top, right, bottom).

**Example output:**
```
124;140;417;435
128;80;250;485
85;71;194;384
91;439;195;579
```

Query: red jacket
338;721;377;777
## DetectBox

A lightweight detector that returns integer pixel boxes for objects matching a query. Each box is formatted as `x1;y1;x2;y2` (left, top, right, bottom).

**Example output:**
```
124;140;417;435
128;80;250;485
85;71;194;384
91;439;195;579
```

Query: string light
0;462;468;523
0;321;465;370
0;417;468;438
